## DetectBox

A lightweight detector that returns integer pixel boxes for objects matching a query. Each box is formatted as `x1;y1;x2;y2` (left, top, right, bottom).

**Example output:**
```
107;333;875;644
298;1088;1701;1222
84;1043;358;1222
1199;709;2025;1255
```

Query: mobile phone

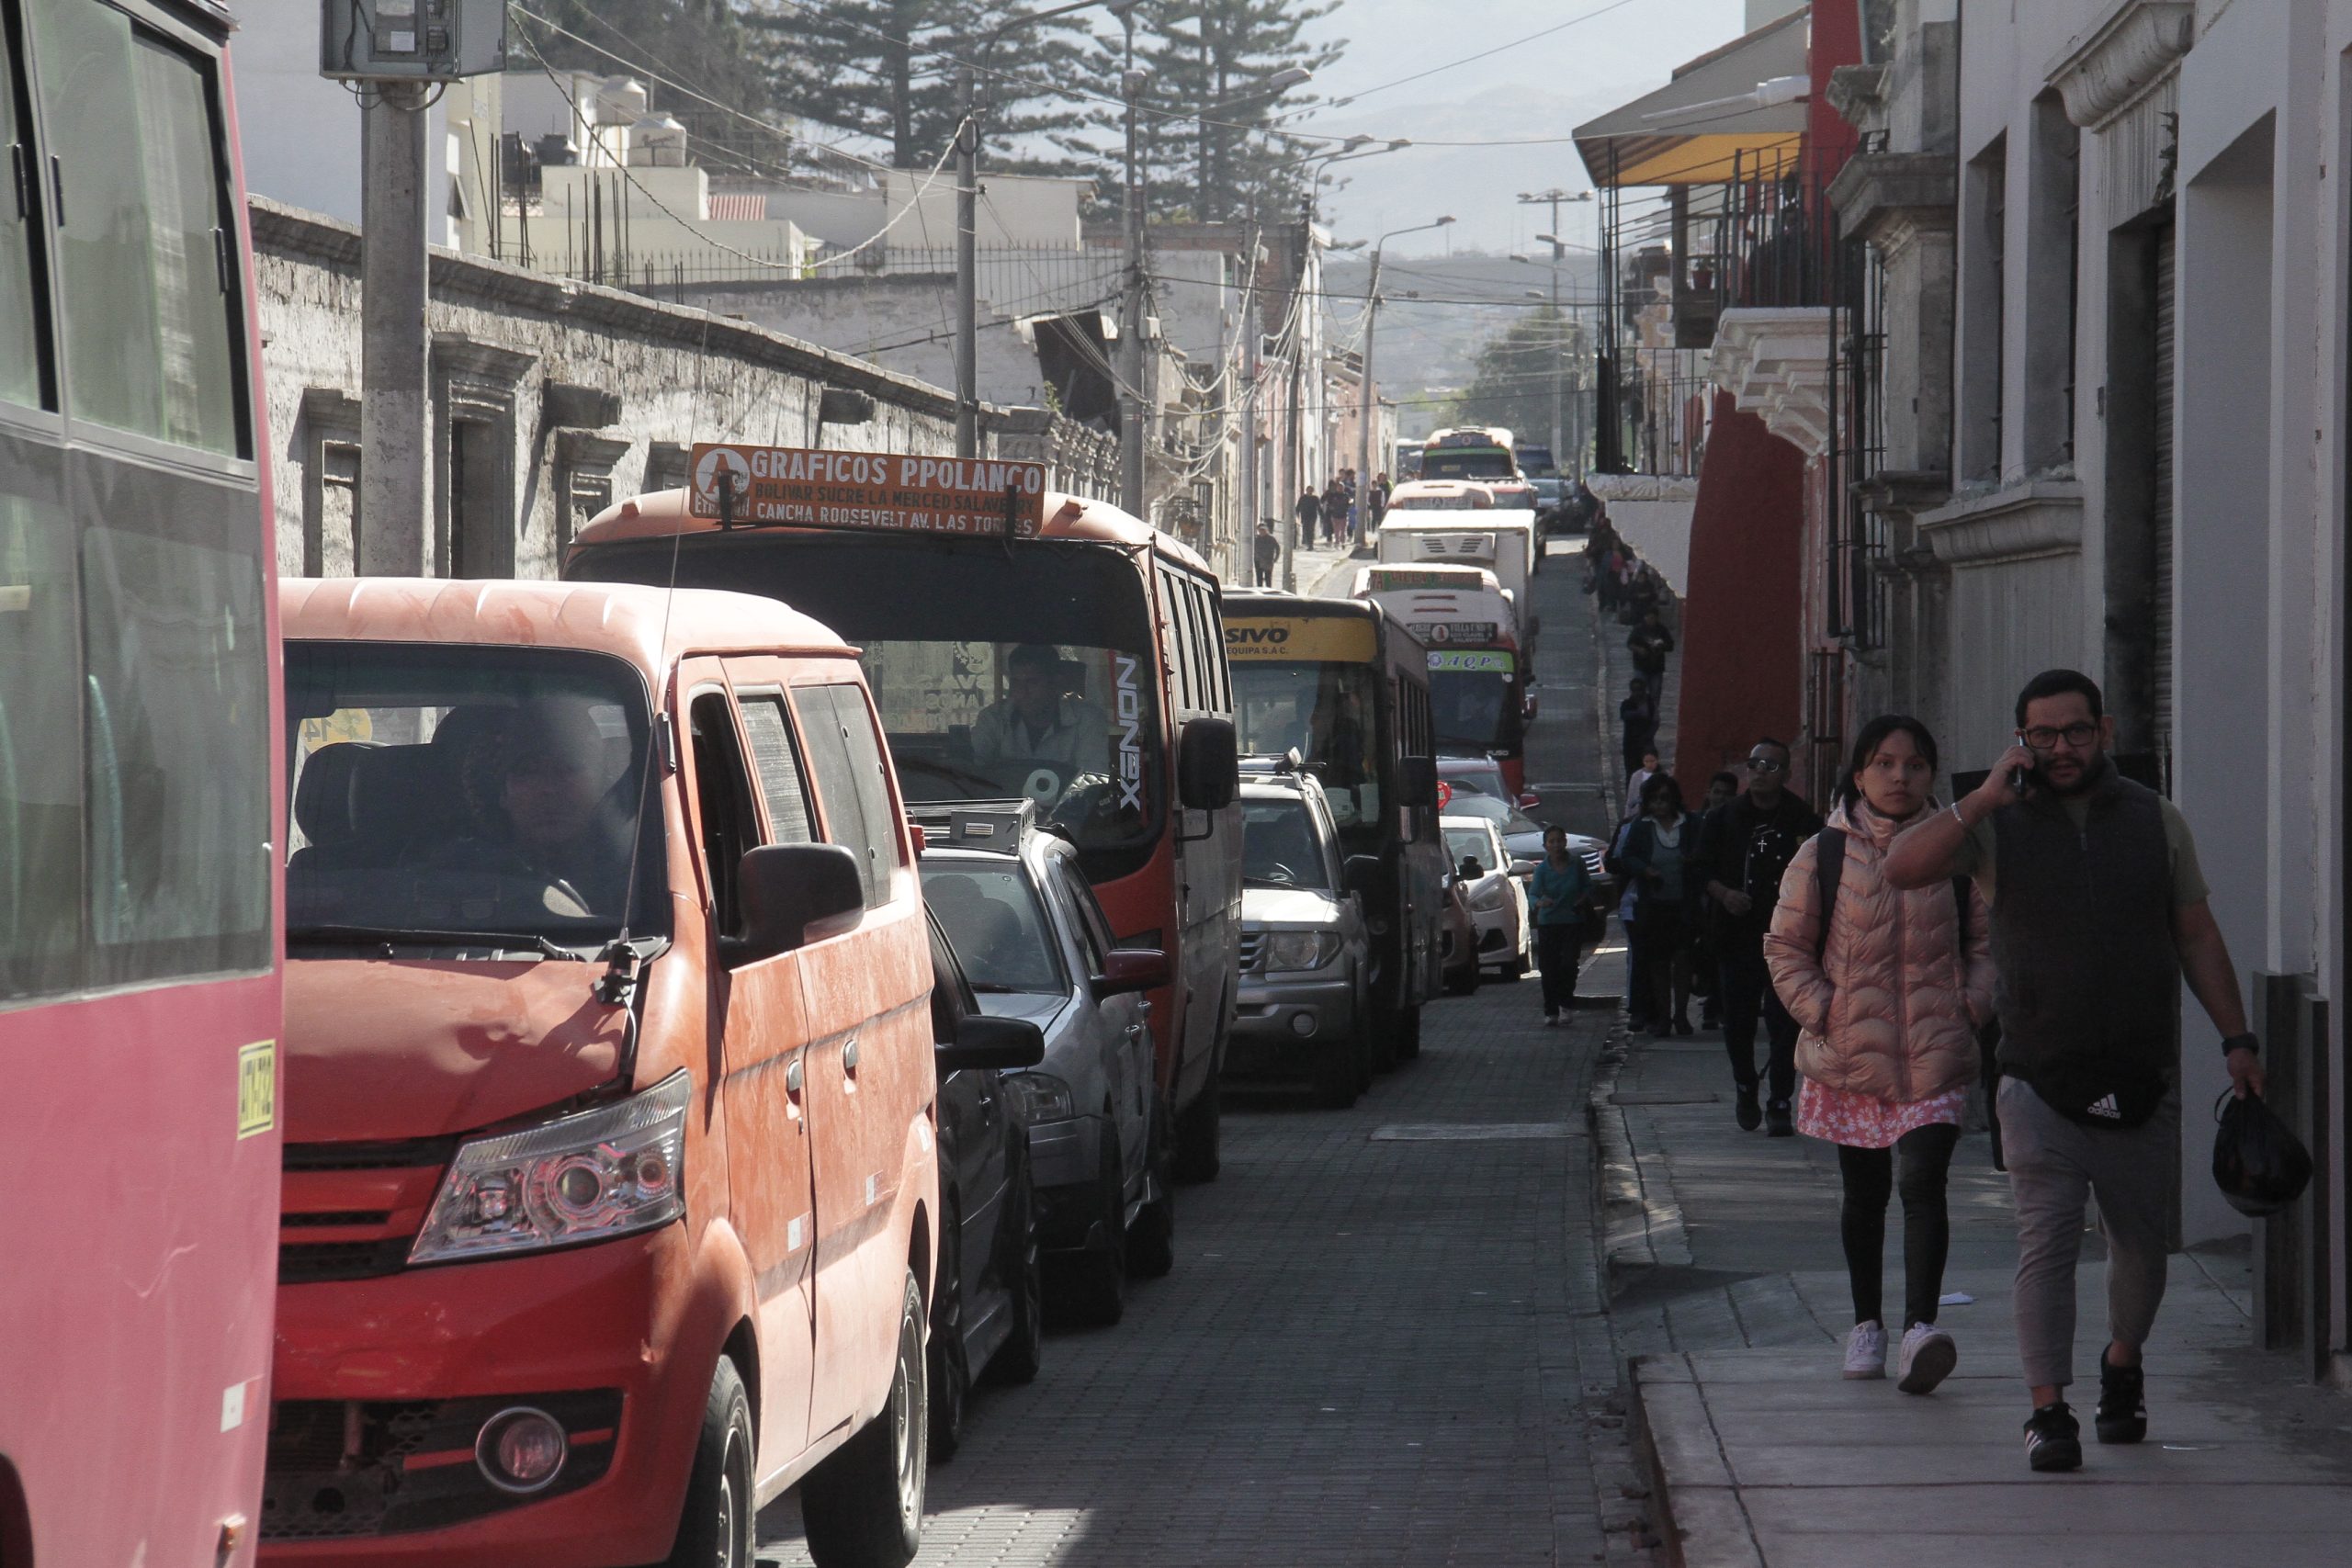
2009;732;2034;795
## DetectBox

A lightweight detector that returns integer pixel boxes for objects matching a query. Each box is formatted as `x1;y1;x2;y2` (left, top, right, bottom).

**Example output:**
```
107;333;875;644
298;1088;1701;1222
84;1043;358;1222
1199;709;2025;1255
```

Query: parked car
1228;768;1374;1106
918;805;1174;1330
922;911;1046;1461
1438;868;1481;998
1443;815;1532;980
1439;752;1542;812
269;579;1039;1568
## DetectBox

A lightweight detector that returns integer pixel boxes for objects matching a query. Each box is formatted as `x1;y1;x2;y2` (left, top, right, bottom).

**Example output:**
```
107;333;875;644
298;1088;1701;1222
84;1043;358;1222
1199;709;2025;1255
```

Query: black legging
1534;922;1582;1016
1837;1122;1962;1329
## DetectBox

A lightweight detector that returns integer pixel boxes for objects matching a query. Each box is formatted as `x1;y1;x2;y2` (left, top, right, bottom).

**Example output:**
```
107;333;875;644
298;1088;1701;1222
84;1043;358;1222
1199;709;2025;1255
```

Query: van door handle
842;1036;861;1073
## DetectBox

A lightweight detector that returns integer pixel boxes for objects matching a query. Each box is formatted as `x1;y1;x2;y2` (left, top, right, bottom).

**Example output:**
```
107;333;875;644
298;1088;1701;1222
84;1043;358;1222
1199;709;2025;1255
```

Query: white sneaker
1897;1322;1958;1394
1843;1320;1887;1380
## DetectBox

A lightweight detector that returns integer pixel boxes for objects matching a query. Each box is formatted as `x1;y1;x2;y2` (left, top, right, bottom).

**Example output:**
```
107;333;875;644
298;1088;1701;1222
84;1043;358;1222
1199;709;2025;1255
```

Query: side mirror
1095;947;1170;997
1459;856;1484;881
738;842;864;959
1342;854;1384;899
1397;755;1438;807
1177;716;1238;810
936;1011;1045;1072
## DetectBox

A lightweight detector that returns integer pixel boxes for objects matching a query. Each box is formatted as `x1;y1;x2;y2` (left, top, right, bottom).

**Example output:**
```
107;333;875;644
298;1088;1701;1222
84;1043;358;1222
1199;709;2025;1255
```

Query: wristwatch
2222;1032;2260;1057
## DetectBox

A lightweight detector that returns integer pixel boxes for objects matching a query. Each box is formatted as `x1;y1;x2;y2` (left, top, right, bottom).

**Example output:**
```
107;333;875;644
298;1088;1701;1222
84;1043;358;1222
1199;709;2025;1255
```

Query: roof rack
1237;750;1306;777
909;798;1035;852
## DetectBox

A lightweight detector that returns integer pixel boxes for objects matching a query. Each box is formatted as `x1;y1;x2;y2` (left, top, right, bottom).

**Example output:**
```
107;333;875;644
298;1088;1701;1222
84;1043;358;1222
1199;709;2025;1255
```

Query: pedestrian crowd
1288;468;1389;558
1599;655;2269;1475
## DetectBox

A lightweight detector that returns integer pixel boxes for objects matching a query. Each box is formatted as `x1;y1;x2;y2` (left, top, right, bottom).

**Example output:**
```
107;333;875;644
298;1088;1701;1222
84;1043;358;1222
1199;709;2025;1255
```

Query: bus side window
1190;580;1228;712
737;693;816;845
1156;566;1191;714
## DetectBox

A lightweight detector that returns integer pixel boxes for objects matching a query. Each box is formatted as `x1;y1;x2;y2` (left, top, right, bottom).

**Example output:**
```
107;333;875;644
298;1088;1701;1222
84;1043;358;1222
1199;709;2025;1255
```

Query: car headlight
1264;930;1342;971
1003;1071;1076;1122
1468;879;1510;912
410;1071;690;1265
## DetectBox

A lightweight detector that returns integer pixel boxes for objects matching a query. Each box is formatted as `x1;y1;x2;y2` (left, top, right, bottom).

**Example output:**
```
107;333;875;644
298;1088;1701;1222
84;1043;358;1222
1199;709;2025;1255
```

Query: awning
1574;6;1810;188
1588;474;1700;596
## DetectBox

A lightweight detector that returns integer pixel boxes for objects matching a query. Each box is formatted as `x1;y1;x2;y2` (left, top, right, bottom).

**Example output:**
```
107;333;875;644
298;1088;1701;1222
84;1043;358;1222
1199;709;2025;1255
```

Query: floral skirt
1797;1078;1966;1150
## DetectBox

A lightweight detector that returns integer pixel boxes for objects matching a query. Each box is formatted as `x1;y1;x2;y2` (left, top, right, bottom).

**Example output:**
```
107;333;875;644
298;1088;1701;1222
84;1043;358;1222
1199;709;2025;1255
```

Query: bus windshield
1231;661;1384;829
1430;650;1519;753
284;643;667;948
1422;447;1516;480
571;533;1164;874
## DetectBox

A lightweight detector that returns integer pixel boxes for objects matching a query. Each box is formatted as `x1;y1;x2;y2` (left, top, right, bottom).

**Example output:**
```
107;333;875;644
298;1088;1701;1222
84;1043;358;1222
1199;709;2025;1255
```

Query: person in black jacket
1619;677;1657;778
1884;669;2260;1475
1698;737;1821;1135
1295;487;1322;547
1620;773;1701;1036
1628;608;1675;685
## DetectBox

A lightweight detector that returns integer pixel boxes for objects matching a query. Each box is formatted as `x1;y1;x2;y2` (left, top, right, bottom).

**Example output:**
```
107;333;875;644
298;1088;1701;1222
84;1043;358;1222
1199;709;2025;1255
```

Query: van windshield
283;643;666;951
571;533;1164;878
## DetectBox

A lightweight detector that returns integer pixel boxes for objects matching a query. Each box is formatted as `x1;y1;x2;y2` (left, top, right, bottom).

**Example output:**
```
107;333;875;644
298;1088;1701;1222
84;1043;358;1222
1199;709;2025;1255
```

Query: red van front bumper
262;1224;725;1568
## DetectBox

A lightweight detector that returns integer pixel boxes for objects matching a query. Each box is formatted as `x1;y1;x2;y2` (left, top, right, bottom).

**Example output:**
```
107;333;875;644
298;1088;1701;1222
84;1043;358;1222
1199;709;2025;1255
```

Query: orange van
264;580;1031;1568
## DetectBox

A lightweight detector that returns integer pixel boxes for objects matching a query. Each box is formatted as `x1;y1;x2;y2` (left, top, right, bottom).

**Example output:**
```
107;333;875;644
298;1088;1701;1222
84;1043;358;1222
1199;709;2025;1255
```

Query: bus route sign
688;445;1047;538
1429;649;1514;673
1408;620;1498;645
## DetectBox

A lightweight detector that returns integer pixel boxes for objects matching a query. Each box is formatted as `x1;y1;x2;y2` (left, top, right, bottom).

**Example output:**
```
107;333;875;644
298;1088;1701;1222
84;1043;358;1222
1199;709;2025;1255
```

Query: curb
1589;1022;1693;1283
1626;1355;1764;1568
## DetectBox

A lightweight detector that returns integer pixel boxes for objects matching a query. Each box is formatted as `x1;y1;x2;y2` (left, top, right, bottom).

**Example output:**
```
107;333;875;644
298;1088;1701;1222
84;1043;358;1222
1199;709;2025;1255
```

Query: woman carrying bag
1620;773;1700;1037
1765;716;1995;1393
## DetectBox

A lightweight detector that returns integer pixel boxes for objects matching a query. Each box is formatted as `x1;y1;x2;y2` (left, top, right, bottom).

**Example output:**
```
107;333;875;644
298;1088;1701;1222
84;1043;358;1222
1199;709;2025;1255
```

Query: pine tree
1071;0;1342;224
751;0;1099;174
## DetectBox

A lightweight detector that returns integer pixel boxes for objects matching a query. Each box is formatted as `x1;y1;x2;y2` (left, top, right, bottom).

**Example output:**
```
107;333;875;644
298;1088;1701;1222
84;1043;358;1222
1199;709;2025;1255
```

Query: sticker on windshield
1114;654;1145;810
237;1040;276;1139
1429;650;1513;674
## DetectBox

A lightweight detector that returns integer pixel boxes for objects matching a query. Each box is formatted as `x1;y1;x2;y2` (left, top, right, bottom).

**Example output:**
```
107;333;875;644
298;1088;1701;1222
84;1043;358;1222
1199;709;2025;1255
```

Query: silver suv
1227;767;1372;1108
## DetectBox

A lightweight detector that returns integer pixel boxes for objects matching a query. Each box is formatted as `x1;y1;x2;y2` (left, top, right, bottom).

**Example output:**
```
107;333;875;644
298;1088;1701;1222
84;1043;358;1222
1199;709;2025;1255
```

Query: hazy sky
1285;0;1756;257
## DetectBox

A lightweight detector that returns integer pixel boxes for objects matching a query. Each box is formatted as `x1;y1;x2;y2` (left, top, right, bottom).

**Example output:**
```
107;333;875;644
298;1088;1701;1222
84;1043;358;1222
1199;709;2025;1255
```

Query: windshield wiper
287;923;587;959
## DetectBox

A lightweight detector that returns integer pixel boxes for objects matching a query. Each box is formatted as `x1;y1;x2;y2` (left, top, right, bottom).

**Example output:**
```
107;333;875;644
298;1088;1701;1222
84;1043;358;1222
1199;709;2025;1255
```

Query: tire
1062;1128;1127;1326
984;1163;1044;1386
799;1270;926;1568
1125;1099;1178;1279
658;1356;755;1568
1311;1032;1359;1109
1171;1072;1222;1184
1394;1003;1422;1059
923;1197;967;1463
1368;999;1400;1075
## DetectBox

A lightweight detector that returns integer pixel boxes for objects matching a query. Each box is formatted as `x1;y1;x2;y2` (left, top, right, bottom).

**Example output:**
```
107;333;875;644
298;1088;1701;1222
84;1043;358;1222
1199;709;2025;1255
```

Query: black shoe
1735;1085;1762;1132
2096;1357;2147;1444
1701;1007;1721;1029
1672;1016;1694;1036
1765;1100;1794;1137
2024;1401;2083;1472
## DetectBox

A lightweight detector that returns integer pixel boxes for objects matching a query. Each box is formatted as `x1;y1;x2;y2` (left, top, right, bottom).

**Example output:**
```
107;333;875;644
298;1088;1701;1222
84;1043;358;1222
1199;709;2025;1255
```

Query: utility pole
1120;15;1147;516
360;85;433;575
1519;188;1576;468
955;62;978;458
1358;217;1453;547
1240;236;1261;570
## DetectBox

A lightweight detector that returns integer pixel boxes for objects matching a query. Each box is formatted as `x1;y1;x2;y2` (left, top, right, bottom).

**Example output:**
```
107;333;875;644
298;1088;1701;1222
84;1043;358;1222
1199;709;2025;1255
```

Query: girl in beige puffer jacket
1765;715;1994;1395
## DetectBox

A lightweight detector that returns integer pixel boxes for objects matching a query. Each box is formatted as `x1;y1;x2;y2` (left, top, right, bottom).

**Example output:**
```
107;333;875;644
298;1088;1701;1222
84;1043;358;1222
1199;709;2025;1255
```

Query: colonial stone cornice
1916;479;2084;565
1853;468;1951;520
1826;152;1957;247
1585;473;1700;504
1710;307;1835;457
2045;0;2193;130
1826;62;1888;131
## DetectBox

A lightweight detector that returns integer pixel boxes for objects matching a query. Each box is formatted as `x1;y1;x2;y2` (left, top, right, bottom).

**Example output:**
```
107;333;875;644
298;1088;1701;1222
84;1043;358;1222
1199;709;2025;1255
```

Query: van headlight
410;1071;690;1265
1263;931;1341;972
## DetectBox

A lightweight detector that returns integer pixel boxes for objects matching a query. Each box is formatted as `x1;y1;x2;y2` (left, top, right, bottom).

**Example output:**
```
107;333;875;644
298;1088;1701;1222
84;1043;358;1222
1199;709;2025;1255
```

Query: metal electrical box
320;0;506;82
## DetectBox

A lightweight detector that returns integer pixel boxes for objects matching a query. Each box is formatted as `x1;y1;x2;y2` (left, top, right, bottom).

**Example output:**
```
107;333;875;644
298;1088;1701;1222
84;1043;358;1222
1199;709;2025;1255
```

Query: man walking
1699;737;1819;1135
1885;670;2260;1474
1369;470;1392;532
1628;607;1675;687
1618;678;1657;780
1295;487;1322;552
1251;522;1280;587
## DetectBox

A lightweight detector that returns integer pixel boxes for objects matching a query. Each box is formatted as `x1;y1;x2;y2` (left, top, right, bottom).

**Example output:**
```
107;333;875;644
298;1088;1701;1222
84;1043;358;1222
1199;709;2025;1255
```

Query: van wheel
1369;999;1400;1075
985;1164;1044;1386
1125;1100;1178;1279
1171;1074;1222;1183
657;1357;754;1568
1444;964;1480;997
799;1270;926;1568
1062;1130;1127;1326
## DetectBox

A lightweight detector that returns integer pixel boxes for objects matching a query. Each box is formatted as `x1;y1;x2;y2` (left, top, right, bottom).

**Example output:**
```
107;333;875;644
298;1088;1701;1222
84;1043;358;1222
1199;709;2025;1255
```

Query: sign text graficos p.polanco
689;445;1047;538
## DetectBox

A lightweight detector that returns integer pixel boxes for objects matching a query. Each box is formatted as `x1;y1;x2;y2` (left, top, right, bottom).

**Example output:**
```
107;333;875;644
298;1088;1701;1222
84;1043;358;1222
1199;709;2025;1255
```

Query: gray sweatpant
1998;1077;2177;1390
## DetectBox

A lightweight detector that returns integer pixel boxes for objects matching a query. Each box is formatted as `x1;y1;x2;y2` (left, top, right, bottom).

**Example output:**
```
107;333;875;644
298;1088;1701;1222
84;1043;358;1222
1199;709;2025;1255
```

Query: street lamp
1356;215;1453;544
956;0;1141;457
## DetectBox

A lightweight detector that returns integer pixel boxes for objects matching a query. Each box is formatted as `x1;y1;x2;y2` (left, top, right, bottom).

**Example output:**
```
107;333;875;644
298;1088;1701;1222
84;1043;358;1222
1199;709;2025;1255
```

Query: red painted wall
1673;392;1807;796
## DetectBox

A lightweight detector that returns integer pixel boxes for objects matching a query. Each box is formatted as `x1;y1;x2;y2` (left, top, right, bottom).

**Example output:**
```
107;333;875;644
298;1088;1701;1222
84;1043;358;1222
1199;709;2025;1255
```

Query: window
688;692;757;939
81;524;267;984
737;694;815;845
0;473;80;1000
0;7;51;408
555;433;628;557
1156;566;1193;712
1050;858;1114;975
919;861;1062;993
1961;133;2007;481
32;0;241;453
798;682;902;908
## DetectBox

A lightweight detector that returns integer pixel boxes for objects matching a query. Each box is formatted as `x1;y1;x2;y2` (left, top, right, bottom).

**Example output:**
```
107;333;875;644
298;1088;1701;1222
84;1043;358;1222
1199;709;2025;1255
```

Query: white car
1443;815;1531;980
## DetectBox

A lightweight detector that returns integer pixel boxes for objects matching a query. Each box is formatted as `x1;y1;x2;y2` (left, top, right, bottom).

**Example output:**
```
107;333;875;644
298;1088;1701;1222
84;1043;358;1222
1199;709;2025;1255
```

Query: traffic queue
253;444;1589;1568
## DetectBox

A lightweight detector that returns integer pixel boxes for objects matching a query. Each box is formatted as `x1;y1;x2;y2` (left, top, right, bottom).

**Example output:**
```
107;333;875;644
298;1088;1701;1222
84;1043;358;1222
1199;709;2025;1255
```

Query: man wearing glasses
1885;669;2260;1475
1700;737;1821;1135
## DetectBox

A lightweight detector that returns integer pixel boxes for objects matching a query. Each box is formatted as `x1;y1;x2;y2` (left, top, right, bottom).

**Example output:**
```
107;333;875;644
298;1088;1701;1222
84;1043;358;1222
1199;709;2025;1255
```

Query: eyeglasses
1745;757;1786;773
2021;723;2098;750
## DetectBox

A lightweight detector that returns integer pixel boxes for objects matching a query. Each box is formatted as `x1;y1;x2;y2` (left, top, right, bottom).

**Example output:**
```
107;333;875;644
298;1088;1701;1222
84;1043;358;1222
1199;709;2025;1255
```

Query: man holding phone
1885;669;2261;1475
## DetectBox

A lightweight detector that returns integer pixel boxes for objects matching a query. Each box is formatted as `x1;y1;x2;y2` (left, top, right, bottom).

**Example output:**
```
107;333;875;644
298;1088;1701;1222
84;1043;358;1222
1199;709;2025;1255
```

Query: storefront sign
688;445;1046;537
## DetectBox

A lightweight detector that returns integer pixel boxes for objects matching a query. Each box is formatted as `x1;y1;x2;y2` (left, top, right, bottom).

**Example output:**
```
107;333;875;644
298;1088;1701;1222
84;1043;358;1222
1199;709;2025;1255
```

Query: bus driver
970;643;1111;774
